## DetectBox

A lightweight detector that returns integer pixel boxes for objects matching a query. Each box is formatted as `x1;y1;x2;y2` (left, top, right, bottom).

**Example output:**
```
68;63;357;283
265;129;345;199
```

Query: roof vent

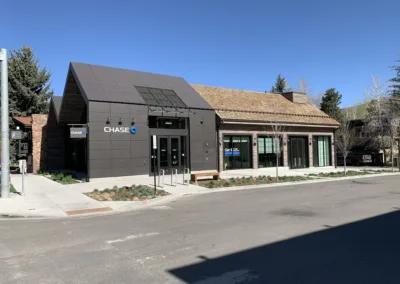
282;92;307;104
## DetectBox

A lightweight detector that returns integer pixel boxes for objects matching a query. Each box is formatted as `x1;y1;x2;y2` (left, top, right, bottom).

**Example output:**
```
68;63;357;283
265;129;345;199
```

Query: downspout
217;117;224;173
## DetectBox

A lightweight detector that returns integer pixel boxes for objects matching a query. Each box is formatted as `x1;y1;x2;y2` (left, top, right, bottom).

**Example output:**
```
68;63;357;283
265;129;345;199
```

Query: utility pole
0;48;9;198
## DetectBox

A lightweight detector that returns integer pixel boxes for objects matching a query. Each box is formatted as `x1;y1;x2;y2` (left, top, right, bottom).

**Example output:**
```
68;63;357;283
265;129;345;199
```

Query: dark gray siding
189;110;217;172
88;101;217;178
88;101;149;178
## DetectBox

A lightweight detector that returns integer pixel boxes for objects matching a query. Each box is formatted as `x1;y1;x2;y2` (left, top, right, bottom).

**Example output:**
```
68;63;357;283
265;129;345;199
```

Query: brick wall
32;114;48;173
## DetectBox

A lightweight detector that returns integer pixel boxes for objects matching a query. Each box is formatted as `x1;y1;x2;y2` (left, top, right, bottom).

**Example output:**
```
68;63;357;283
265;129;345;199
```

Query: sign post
152;135;157;196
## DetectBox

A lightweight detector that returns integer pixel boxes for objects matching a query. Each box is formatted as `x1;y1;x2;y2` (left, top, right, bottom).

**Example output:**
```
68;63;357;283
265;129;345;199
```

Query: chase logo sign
104;126;137;134
70;127;87;138
130;126;137;134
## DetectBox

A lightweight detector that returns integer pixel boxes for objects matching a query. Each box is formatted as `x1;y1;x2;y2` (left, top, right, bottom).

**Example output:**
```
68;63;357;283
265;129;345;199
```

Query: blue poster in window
224;148;240;156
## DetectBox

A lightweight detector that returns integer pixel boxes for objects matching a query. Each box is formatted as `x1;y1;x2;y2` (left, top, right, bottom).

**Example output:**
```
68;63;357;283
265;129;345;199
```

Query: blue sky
3;0;400;107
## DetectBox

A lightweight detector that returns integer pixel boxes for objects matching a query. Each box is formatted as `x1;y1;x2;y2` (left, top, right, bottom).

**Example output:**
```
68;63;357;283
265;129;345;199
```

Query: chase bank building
18;62;338;180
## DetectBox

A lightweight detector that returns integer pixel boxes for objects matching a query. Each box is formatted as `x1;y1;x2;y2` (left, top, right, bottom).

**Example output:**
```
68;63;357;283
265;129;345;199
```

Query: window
223;136;252;170
313;136;331;167
135;86;187;108
258;136;282;168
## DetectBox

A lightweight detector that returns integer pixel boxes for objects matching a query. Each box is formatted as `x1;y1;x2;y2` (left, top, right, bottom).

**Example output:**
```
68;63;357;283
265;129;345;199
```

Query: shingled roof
191;85;339;127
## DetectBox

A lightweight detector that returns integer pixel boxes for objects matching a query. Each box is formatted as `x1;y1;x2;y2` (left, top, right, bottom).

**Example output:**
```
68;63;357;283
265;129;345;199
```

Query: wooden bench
191;172;220;184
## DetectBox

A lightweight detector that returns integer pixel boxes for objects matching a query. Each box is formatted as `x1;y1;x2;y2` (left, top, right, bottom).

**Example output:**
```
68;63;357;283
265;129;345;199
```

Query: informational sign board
152;135;157;149
70;127;87;138
10;130;23;140
19;141;29;154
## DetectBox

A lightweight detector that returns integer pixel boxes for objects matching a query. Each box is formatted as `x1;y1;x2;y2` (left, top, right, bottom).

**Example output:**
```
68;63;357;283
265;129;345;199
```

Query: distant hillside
341;102;369;120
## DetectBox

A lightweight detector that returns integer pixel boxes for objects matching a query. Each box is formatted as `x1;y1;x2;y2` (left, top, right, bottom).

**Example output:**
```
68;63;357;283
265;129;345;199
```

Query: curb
1;172;398;221
191;172;400;194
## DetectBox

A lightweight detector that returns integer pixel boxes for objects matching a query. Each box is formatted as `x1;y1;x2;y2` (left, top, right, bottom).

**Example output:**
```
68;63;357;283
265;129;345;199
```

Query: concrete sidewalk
1;166;397;219
0;174;111;218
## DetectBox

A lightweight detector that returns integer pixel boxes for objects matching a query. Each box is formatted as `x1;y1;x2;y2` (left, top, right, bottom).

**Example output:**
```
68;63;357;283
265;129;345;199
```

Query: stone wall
218;123;336;172
32;114;48;173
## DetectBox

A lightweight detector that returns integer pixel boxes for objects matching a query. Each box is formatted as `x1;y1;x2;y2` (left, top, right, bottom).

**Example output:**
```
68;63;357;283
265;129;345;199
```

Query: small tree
320;88;343;123
335;117;357;175
270;74;291;94
364;76;390;164
270;122;285;181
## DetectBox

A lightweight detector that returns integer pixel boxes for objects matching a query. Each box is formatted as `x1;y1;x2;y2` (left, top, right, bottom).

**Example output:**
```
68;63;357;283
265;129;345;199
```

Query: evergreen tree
320;88;343;123
389;58;400;111
8;46;53;117
269;74;290;94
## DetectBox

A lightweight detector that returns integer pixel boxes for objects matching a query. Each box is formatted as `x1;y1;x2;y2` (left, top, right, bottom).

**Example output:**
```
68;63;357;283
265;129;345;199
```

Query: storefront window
223;136;252;170
313;136;331;167
258;136;282;168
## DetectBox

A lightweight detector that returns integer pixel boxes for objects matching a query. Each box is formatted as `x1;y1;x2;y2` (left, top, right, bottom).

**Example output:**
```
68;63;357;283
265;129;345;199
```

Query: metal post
158;169;165;188
0;49;9;198
174;169;178;185
21;163;25;196
153;148;157;195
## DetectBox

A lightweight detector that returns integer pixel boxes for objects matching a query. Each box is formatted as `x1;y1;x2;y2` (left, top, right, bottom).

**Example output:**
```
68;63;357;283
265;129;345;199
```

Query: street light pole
0;48;9;198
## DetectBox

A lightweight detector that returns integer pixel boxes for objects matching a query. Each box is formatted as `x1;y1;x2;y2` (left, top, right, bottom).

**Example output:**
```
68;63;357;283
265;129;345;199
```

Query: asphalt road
1;175;400;284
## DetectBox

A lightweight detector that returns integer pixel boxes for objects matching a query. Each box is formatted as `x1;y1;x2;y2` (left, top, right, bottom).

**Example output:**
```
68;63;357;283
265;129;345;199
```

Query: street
1;175;400;284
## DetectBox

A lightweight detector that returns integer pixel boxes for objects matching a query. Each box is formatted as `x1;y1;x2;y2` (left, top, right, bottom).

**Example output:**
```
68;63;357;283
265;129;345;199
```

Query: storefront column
252;133;258;169
308;134;313;168
283;133;288;167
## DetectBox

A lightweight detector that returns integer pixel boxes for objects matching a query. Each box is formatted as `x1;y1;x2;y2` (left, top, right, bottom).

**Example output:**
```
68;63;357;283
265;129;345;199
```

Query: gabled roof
69;62;213;110
51;96;62;120
191;84;340;127
13;116;32;127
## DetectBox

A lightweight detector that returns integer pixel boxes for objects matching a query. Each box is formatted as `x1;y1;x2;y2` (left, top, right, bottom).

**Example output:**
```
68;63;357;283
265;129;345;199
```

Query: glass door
155;136;183;175
170;136;181;173
290;137;308;169
158;136;169;173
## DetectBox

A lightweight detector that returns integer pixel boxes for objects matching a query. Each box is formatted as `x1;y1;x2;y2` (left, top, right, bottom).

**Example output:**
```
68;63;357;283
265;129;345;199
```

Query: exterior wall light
106;117;111;124
118;117;123;125
131;118;136;126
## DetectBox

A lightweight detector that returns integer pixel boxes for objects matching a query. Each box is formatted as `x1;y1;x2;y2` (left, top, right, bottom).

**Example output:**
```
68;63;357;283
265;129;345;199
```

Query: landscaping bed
37;171;86;184
197;175;313;189
85;185;170;201
306;170;389;178
197;170;391;189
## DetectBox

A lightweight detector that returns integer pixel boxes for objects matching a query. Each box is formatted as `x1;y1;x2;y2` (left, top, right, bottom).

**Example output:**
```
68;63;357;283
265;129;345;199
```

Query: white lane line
105;232;159;244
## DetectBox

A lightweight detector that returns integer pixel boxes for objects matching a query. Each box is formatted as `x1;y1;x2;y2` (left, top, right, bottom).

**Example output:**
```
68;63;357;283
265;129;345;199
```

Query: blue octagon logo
130;126;137;134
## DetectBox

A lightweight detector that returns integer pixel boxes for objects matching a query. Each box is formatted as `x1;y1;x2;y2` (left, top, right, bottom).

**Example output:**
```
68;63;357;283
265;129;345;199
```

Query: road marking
105;232;159;244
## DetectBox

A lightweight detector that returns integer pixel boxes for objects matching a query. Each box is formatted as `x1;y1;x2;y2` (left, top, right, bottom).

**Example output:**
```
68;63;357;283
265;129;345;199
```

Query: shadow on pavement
169;210;400;284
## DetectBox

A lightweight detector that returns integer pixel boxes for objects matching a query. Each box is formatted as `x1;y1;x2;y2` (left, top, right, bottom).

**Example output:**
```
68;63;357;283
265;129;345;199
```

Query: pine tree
320;88;343;123
389;58;400;111
270;74;290;94
8;46;53;117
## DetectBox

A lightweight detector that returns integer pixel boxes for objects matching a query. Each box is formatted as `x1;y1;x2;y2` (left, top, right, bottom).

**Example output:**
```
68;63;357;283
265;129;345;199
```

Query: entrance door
156;136;182;174
289;137;308;169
